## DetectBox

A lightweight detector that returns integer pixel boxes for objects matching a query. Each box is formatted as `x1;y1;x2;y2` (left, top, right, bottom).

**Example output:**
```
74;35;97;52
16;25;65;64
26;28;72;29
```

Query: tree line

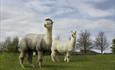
0;37;19;52
0;30;115;54
77;31;109;54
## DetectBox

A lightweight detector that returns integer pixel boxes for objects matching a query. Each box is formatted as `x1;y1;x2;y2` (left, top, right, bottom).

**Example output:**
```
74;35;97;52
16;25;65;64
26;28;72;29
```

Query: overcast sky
0;0;115;45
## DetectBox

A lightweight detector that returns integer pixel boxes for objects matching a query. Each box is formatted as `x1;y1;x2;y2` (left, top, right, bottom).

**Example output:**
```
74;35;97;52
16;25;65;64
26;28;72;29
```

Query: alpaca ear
51;21;53;24
45;18;53;24
74;31;76;34
44;24;46;27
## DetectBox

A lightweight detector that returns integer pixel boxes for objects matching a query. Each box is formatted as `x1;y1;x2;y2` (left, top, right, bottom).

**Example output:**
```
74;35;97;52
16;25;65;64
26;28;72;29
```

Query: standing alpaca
51;31;76;62
18;18;53;68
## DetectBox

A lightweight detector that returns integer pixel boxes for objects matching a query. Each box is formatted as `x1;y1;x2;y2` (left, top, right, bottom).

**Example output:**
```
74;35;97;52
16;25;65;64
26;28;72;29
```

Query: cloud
0;0;114;53
25;0;52;13
0;0;115;43
53;18;115;42
77;3;113;17
0;1;44;41
93;0;115;10
12;0;114;19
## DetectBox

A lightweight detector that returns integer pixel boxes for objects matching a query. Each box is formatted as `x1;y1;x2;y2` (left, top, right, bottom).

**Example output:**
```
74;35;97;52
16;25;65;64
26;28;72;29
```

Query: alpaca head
70;31;76;49
71;31;76;40
44;18;53;30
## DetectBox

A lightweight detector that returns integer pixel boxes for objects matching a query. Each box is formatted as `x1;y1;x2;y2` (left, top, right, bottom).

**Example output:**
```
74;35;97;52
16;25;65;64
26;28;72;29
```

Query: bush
111;39;115;54
5;37;19;53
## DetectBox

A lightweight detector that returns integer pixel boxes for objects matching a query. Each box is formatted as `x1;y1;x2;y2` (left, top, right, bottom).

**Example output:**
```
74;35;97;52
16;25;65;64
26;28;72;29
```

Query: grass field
0;52;115;70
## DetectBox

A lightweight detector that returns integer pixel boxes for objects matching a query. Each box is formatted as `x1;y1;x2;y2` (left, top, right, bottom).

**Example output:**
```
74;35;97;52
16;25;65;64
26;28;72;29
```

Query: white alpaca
18;18;53;68
51;31;76;62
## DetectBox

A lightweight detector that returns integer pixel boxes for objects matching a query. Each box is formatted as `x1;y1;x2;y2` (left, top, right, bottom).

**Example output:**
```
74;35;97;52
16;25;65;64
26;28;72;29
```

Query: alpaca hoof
52;59;56;62
21;64;25;69
39;66;42;69
39;63;42;69
51;59;56;62
67;60;70;63
31;64;35;68
64;59;66;62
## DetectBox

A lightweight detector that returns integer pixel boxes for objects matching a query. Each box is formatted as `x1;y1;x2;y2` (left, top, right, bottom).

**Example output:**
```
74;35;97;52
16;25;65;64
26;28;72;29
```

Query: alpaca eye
49;21;53;24
51;21;53;24
44;24;47;27
72;34;74;37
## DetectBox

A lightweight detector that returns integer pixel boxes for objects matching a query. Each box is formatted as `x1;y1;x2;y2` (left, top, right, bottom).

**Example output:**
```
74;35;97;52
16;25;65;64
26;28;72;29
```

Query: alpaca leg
28;51;35;68
64;52;70;62
67;56;70;62
37;51;43;68
51;51;56;62
64;52;68;62
66;52;70;62
19;51;25;68
64;55;67;62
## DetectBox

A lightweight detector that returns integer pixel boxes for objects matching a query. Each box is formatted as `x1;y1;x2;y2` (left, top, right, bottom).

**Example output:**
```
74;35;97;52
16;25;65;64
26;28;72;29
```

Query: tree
111;38;115;54
94;32;108;54
3;37;12;51
78;30;92;53
0;37;19;52
0;42;5;52
12;37;19;52
7;37;19;52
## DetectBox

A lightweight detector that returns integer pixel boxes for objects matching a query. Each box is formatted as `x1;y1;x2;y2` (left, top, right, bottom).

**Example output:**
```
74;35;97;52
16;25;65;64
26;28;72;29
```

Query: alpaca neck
70;38;76;47
44;28;52;47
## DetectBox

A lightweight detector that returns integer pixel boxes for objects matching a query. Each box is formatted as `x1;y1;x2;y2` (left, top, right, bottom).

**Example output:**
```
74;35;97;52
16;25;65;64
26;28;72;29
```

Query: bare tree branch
94;32;108;54
77;30;92;53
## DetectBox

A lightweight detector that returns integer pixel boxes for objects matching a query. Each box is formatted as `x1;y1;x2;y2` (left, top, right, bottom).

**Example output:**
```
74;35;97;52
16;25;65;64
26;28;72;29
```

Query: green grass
0;52;115;70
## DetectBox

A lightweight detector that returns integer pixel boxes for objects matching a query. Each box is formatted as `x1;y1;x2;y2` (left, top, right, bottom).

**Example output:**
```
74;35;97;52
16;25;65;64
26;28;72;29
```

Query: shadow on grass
43;64;76;68
25;65;33;68
71;56;90;62
24;64;75;68
22;64;76;70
